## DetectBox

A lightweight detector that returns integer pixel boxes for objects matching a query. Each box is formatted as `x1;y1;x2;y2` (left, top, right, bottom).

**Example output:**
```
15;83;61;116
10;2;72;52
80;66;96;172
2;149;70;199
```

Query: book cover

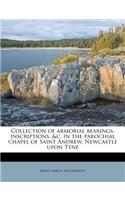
0;19;125;182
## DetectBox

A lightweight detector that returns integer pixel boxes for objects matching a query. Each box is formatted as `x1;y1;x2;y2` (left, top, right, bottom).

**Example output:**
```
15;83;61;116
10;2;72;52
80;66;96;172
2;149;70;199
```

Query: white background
0;0;125;199
0;0;125;19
